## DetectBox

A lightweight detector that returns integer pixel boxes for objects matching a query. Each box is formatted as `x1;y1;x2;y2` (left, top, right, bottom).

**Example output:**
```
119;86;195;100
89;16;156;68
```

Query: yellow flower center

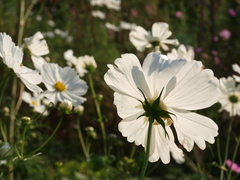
54;82;66;92
32;101;38;106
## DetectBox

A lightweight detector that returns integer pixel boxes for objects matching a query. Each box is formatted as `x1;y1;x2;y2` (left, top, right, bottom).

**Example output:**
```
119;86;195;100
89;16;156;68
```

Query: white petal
104;53;151;99
164;60;219;110
31;55;46;71
170;108;218;151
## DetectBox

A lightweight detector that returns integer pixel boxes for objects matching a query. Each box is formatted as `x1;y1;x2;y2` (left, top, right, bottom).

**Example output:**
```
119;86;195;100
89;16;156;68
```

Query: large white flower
104;51;219;164
129;22;179;52
0;32;42;93
22;31;49;71
22;91;49;116
167;44;195;61
218;76;240;116
41;63;88;106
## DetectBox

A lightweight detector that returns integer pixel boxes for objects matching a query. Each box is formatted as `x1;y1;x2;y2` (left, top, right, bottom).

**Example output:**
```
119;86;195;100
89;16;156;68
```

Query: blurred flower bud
0;143;11;157
96;94;103;101
3;107;9;116
85;126;97;139
59;99;73;114
108;133;117;142
74;105;84;115
20;116;31;124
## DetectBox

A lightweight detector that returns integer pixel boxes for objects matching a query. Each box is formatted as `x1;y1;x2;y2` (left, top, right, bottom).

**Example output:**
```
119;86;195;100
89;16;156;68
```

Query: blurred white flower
54;29;68;38
232;64;240;82
22;91;49;116
218;76;240;116
36;15;42;22
167;44;195;61
119;21;136;30
105;22;120;32
0;32;42;93
42;31;55;38
22;31;50;71
129;22;179;52
104;0;121;11
41;63;88;106
90;0;104;6
104;51;219;163
91;10;106;19
47;20;55;27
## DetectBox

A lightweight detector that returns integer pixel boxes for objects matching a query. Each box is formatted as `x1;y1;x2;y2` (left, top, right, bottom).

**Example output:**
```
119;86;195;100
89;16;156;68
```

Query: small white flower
64;50;97;77
104;51;219;163
105;22;120;32
218;76;240;116
129;22;179;52
41;63;88;106
22;91;49;116
22;32;50;71
0;32;42;93
47;20;55;27
90;0;105;6
74;105;84;115
167;44;195;61
91;10;106;19
104;0;121;11
119;21;136;30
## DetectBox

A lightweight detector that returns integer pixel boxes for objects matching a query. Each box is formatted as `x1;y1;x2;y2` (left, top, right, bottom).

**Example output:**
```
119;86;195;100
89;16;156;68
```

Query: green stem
88;73;107;155
139;117;153;180
26;117;63;157
193;148;204;180
77;117;89;159
0;73;11;105
20;125;28;159
0;118;7;142
130;143;137;159
228;135;240;179
220;109;234;180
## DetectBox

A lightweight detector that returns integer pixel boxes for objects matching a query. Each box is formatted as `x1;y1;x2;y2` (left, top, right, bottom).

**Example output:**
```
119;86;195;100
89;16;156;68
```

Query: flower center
54;82;66;92
136;96;173;126
32;101;38;106
229;95;238;103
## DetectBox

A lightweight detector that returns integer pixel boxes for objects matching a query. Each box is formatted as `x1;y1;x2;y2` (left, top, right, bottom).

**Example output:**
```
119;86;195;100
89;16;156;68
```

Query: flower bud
20;116;31;124
2;107;9;116
74;105;84;115
59;99;73;114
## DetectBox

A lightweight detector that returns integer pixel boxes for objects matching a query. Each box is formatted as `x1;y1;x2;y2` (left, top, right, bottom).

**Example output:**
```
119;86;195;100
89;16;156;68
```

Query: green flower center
229;95;238;103
55;82;66;92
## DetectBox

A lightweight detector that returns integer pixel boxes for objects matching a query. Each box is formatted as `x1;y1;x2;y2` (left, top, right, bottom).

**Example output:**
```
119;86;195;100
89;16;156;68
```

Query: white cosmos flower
218;76;240;116
0;32;42;93
104;51;219;163
91;10;106;19
22;31;49;71
129;22;179;52
119;21;136;30
167;44;195;61
64;50;96;77
104;0;121;11
22;91;49;116
41;63;88;106
105;22;120;32
232;64;240;82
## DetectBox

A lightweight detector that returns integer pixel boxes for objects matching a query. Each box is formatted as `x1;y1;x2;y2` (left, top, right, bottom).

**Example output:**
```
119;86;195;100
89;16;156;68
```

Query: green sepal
155;117;170;139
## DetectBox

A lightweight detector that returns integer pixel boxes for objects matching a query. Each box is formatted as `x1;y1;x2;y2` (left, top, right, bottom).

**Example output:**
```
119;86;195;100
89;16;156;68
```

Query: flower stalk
88;72;107;155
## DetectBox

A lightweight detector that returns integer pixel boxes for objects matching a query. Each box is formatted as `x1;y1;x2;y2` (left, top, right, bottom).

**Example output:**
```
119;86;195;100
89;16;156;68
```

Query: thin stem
88;73;107;155
0;73;11;105
20;125;28;159
130;143;137;159
139;117;153;180
26;116;63;157
17;0;25;46
194;148;204;180
228;135;240;179
23;0;37;22
77;117;89;159
0;118;7;142
220;106;234;180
